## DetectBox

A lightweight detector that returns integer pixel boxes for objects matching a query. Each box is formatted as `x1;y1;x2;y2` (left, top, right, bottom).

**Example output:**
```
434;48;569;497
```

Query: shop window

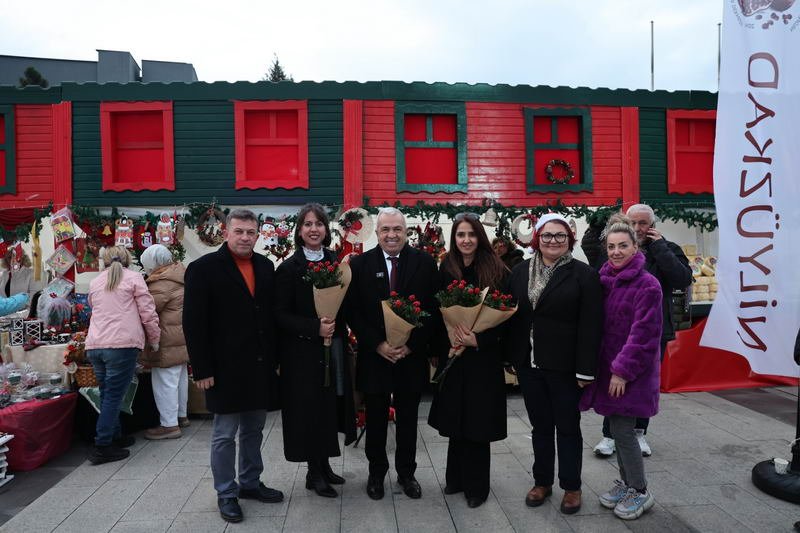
100;102;175;192
667;110;716;194
0;106;15;194
395;102;467;193
524;107;593;193
234;100;309;190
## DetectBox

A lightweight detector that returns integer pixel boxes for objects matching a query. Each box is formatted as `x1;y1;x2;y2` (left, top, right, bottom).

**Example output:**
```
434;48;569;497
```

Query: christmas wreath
545;159;574;185
196;208;226;247
511;214;538;247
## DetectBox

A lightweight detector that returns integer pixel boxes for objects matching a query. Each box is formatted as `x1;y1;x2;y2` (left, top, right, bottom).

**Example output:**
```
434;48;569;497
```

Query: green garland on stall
0;199;718;253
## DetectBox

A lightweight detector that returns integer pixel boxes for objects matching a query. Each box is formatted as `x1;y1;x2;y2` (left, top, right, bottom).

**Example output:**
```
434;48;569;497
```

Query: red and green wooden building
0;81;717;215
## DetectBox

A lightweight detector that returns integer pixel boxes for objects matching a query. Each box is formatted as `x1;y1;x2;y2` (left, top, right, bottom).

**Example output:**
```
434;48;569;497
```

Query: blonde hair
604;222;637;246
600;213;632;242
100;246;131;291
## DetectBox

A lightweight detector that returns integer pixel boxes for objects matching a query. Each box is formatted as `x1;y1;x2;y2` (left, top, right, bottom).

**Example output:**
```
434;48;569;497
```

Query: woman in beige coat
140;244;190;440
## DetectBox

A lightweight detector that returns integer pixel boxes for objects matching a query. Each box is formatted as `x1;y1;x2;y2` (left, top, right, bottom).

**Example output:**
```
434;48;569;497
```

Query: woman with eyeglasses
504;213;602;515
427;212;508;508
578;222;661;520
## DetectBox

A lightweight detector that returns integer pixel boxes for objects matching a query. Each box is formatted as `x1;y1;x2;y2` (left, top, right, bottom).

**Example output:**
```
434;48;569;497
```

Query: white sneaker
599;479;628;509
635;429;652;457
593;437;615;457
613;488;654;520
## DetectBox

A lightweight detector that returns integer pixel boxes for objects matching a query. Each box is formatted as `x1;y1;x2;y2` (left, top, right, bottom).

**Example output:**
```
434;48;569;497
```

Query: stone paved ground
2;389;799;532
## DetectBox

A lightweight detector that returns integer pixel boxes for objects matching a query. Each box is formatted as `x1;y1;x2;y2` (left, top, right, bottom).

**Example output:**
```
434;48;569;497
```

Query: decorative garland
545;159;574;185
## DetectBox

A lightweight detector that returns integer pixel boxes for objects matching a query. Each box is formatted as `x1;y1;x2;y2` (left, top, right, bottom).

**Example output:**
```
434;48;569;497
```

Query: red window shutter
667;110;716;194
100;102;175;192
234;100;309;190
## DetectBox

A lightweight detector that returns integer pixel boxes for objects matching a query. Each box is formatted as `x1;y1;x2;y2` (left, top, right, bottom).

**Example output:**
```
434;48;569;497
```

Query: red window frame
666;109;716;195
100;101;175;192
234;100;309;190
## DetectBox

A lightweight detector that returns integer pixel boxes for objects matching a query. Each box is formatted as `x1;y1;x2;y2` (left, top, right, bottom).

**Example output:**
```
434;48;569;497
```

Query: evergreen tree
264;55;293;82
19;67;49;88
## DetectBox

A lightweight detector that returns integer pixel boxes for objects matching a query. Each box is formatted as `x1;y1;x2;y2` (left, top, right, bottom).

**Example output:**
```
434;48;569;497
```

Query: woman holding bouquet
428;212;508;508
504;213;602;515
274;203;356;498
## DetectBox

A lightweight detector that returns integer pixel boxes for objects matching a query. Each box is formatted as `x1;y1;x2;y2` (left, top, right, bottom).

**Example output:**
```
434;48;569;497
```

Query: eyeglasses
453;212;480;222
539;232;569;244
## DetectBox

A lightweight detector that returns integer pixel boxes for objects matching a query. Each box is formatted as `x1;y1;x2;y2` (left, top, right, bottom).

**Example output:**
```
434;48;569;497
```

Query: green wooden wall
72;99;343;206
638;107;714;204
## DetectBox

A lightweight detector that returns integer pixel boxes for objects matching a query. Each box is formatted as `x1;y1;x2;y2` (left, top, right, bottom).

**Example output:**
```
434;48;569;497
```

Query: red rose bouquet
303;260;352;386
435;280;488;358
381;292;430;348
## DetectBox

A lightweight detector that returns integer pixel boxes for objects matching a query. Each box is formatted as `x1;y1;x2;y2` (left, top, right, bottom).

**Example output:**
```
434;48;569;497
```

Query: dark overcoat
274;249;357;462
346;244;439;395
428;265;507;443
183;244;279;414
504;257;603;379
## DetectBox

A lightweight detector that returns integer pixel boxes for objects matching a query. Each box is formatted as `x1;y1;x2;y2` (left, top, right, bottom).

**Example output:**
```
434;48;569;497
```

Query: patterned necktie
389;256;399;292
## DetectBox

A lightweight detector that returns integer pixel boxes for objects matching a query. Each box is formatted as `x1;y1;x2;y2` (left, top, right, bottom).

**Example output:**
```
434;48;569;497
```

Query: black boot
89;445;130;465
306;461;338;498
321;458;345;485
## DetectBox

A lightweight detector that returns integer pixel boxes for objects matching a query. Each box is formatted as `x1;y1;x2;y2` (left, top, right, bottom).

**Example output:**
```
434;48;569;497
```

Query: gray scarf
527;250;573;366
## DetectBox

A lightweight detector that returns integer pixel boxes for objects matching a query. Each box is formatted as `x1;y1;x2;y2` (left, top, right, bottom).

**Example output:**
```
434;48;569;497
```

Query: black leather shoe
367;475;385;500
467;496;486;508
306;471;338;498
89;445;130;465
397;476;422;499
321;460;345;485
238;482;284;503
218;497;243;523
444;484;463;495
112;435;136;448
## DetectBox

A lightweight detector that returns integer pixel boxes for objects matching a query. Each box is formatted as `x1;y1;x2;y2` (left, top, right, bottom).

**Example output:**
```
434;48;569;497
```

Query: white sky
0;0;722;91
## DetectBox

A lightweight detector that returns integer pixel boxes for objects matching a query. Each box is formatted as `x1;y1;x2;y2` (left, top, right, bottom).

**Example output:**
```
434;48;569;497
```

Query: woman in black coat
428;213;508;509
504;213;603;515
274;203;356;498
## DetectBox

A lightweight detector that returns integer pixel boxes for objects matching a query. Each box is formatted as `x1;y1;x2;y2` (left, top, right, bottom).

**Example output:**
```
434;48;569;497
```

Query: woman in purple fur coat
579;222;662;521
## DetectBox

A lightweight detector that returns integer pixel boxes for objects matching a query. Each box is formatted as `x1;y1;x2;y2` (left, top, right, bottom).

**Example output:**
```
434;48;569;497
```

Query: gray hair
626;203;657;224
140;244;173;274
376;207;406;229
226;208;258;226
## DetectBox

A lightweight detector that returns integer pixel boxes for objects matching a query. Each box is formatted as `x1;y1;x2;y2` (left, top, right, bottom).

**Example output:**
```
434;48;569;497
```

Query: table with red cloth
661;318;798;392
0;393;77;471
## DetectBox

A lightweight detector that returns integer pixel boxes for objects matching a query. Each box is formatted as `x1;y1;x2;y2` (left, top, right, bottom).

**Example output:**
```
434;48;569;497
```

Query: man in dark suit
347;207;439;500
183;209;283;524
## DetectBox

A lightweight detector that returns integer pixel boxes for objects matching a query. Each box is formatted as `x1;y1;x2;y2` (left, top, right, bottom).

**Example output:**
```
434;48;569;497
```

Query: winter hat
534;213;570;232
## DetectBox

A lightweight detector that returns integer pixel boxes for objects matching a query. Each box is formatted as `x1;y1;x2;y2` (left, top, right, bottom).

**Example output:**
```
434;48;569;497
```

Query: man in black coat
592;204;692;459
346;207;439;500
183;209;283;524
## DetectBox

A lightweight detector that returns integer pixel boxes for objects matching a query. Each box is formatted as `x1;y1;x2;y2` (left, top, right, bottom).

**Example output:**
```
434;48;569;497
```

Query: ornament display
408;222;446;261
156;212;174;245
197;208;226;246
337;208;373;244
50;207;76;243
260;222;278;246
115;217;134;248
544;159;575;185
75;238;100;273
135;222;154;251
263;217;293;261
46;245;77;277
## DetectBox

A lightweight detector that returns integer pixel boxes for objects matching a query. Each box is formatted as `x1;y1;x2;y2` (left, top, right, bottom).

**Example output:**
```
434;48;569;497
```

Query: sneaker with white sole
593;437;615;457
613;488;654;520
599;479;628;509
635;429;652;457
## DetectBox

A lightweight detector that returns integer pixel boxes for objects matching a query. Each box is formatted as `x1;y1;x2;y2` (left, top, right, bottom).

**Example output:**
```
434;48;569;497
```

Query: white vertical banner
701;1;800;377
